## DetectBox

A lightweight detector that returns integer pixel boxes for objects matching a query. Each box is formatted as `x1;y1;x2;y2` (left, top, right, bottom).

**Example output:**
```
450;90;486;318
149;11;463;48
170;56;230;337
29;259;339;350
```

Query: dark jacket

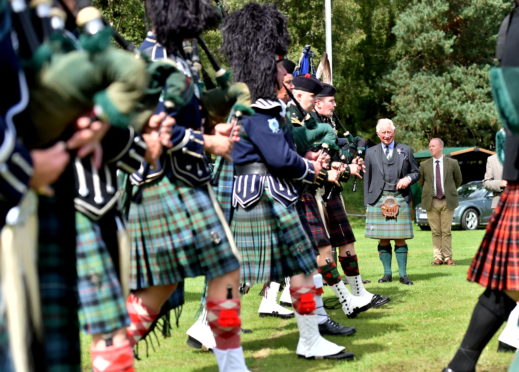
364;142;419;206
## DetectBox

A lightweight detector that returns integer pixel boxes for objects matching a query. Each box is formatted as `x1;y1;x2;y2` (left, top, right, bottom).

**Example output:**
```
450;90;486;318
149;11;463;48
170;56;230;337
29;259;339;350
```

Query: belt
433;196;445;200
235;162;269;175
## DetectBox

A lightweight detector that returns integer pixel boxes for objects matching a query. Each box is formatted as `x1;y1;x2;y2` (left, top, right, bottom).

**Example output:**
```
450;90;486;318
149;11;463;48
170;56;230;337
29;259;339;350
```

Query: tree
94;0;147;46
385;0;510;151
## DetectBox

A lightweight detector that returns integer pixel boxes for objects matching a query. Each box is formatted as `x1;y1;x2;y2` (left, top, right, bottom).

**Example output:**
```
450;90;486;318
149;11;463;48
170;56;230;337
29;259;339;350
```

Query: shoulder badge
268;118;280;133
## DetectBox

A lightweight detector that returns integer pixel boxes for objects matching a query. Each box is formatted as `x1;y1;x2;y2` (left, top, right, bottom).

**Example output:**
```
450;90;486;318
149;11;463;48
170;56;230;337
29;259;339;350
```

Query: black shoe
186;336;213;352
298;350;355;360
370;294;391;308
497;340;516;352
378;274;392;283
241;328;253;334
318;317;356;336
399;276;413;285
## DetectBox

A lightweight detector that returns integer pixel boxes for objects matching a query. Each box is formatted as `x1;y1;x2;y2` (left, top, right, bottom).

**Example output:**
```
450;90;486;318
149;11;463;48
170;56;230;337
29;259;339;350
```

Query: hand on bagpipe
333;135;367;192
10;0;156;150
312;136;366;199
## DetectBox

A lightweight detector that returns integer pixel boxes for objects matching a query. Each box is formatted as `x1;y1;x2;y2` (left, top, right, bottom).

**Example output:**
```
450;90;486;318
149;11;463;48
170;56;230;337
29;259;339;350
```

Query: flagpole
325;0;332;83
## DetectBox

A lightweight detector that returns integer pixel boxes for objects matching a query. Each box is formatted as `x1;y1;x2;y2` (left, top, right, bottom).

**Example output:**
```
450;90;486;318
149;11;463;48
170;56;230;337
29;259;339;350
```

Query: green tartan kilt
76;212;129;335
128;176;240;290
365;191;414;240
231;189;317;284
0;288;13;372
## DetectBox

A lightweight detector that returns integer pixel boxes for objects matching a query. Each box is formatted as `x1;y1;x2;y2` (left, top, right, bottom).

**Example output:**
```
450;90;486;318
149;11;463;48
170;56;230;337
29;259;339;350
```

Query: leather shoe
445;259;456;266
370;294;391;308
318;317;356;336
399;276;413;285
497;340;516;353
432;259;443;265
378;274;392;283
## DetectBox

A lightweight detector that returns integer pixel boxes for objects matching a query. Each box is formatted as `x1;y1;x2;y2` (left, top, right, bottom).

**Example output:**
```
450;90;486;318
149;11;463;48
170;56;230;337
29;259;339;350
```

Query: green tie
385;146;391;160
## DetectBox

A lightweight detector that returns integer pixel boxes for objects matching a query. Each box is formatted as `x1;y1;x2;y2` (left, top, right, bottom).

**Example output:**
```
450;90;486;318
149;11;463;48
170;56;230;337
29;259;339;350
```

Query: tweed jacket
419;156;462;210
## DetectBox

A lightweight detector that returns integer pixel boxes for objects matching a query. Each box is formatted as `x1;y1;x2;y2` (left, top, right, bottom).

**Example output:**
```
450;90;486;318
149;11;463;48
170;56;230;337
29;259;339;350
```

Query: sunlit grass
80;191;515;371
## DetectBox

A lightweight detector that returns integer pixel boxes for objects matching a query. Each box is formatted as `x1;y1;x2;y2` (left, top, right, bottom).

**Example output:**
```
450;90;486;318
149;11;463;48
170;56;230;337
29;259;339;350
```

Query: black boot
445;289;515;372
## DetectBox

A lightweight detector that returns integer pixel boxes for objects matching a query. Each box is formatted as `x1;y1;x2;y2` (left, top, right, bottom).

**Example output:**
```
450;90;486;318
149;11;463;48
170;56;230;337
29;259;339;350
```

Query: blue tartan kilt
365;191;414;240
127;176;240;290
76;212;129;334
231;188;317;284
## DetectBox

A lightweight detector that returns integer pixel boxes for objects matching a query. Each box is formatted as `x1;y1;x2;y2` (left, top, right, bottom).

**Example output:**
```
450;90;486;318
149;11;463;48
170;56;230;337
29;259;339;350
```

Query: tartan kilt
127;176;240;290
76;212;129;334
231;189;317;284
299;192;330;249
0;288;14;372
325;194;356;247
365;191;414;240
37;186;81;372
467;182;519;291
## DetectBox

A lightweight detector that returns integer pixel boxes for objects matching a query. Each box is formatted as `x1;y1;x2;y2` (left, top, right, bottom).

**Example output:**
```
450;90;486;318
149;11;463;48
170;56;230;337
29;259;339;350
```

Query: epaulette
291;116;303;126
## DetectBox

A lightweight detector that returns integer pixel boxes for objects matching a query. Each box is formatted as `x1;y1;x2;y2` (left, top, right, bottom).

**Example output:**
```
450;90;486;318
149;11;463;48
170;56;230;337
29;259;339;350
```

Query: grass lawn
80;185;516;371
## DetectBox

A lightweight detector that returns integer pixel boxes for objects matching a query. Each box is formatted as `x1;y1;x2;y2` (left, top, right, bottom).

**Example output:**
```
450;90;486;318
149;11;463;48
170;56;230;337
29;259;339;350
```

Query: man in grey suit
364;118;420;285
483;153;506;209
419;138;462;266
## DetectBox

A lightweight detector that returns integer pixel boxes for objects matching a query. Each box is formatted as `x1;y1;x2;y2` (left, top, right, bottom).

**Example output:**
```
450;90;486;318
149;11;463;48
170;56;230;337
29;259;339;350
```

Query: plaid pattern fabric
0;288;13;372
231;189;317;284
212;157;234;224
325;194;356;246
467;182;519;291
206;298;241;350
126;292;159;347
76;212;129;335
299;192;330;248
37;190;81;372
128;176;240;289
365;192;414;239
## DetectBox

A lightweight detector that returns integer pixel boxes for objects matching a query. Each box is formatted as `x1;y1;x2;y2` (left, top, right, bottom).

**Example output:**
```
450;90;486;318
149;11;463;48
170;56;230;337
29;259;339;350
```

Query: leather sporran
380;196;399;218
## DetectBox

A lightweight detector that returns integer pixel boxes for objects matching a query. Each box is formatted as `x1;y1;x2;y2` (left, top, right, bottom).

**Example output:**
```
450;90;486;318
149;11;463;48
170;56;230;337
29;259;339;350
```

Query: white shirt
432;155;444;196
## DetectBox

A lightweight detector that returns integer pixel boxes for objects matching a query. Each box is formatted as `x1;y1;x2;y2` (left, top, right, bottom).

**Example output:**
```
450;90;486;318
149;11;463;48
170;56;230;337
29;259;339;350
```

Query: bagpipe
292;44;367;195
11;0;156;149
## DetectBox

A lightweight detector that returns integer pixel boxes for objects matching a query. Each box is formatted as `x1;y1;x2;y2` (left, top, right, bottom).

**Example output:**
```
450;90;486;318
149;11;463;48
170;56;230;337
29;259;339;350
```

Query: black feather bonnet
145;0;221;52
221;2;290;102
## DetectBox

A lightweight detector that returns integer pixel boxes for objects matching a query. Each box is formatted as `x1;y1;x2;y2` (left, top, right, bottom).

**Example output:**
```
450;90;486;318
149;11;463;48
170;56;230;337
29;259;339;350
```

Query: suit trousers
427;198;454;261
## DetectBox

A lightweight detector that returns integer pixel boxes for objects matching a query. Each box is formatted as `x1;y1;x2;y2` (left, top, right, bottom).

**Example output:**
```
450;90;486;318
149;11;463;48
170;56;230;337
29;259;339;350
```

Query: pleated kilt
128;176;240;290
232;189;317;284
365;191;414;240
76;212;129;335
299;192;330;249
0;288;14;372
467;182;519;291
325;194;356;247
37;183;81;372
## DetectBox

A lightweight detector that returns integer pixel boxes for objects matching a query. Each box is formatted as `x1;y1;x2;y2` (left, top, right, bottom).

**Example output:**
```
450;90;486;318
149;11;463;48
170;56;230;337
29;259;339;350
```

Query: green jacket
418;156;462;210
285;102;338;155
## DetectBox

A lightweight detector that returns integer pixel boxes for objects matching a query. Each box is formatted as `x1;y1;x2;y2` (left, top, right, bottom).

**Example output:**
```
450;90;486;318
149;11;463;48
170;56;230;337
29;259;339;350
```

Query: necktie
435;160;444;198
385;146;391;160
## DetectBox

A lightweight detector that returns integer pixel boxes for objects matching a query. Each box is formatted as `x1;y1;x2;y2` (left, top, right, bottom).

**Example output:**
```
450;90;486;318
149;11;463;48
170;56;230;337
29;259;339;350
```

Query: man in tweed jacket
419;138;462;265
364;118;419;285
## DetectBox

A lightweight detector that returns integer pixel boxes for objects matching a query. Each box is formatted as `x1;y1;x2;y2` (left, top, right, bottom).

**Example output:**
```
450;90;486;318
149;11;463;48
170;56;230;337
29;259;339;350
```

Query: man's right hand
326;168;341;186
348;163;363;178
29;142;70;191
